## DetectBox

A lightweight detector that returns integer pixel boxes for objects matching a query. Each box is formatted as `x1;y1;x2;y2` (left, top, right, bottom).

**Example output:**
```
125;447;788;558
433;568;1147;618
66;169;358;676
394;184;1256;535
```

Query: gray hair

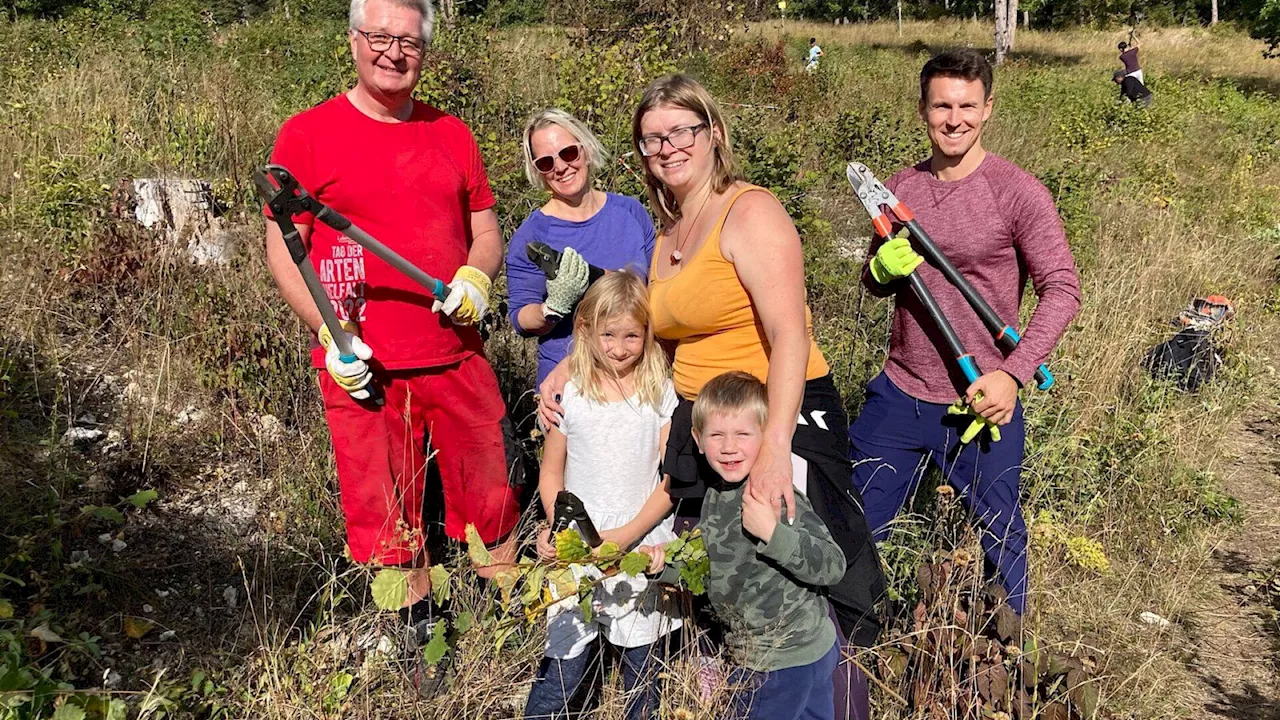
521;108;608;193
349;0;434;46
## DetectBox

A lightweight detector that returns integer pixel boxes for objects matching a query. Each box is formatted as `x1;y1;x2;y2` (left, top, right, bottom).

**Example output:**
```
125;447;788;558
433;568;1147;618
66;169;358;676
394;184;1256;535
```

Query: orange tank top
648;185;830;399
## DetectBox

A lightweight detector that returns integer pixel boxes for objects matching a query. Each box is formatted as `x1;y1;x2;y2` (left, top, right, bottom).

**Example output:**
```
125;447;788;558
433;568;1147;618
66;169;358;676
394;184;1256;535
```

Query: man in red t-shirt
264;0;520;609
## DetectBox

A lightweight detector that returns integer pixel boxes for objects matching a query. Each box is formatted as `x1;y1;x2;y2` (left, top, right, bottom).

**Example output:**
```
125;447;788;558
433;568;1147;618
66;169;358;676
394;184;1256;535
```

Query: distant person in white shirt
807;37;824;72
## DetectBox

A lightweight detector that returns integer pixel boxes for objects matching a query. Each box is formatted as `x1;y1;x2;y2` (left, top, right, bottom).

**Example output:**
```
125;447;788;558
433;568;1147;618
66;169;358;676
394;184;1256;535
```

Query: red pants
320;353;521;565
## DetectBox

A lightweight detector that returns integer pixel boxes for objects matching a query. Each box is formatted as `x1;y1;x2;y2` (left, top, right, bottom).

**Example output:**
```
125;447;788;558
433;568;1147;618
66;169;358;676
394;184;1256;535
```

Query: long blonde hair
567;271;669;409
631;74;743;228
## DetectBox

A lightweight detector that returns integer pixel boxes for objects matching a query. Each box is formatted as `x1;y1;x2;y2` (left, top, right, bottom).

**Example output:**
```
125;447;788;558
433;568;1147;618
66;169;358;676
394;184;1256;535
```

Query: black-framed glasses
356;30;426;58
533;144;582;173
637;124;707;157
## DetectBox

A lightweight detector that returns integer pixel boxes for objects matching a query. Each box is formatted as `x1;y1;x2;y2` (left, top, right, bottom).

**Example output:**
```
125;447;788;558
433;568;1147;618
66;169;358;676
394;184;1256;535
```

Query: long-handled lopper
255;164;453;407
846;162;1055;390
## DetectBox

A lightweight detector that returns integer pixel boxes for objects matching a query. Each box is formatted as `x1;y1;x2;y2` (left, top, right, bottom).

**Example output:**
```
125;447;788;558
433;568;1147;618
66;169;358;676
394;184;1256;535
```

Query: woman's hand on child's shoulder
636;544;666;575
536;526;558;562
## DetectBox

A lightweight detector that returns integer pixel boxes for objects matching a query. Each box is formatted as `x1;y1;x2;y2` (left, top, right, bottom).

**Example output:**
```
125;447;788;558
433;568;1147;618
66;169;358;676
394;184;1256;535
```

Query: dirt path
1187;407;1280;719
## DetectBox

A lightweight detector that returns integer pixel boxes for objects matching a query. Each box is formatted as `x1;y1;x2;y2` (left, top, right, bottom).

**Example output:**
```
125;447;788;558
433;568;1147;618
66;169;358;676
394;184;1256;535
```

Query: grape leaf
521;564;546;606
123;617;153;639
620;551;650;577
578;591;593;624
126;489;159;509
454;611;474;634
555;529;590;563
429;565;450;605
597;540;620;557
493;568;520;606
422;621;449;666
546;568;577;599
465;524;495;567
370;568;408;611
51;705;86;720
81;505;124;525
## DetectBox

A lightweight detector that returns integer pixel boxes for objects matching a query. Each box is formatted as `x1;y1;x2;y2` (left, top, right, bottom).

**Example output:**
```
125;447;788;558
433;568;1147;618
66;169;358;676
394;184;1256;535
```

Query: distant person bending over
806;37;824;72
1113;69;1152;106
1117;39;1142;84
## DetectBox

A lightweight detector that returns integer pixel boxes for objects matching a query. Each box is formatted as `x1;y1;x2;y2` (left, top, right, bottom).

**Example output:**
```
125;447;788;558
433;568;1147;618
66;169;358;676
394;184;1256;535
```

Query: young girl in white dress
525;271;682;720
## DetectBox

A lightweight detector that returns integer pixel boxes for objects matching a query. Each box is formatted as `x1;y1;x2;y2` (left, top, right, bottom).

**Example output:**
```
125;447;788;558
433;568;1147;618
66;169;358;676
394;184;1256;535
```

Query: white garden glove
543;247;590;320
318;322;374;400
432;265;492;326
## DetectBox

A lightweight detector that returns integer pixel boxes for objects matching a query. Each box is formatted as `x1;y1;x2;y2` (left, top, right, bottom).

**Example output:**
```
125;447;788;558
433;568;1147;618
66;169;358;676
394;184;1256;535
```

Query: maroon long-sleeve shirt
862;153;1081;404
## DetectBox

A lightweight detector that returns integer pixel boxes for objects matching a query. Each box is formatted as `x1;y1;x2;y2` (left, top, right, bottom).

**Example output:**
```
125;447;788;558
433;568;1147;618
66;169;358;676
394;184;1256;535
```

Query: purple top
505;193;656;386
1120;47;1140;73
862;154;1082;403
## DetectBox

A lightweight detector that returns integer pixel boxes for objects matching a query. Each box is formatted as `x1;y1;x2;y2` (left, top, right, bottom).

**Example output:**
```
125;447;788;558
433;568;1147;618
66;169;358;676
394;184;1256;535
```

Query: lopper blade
845;162;894;221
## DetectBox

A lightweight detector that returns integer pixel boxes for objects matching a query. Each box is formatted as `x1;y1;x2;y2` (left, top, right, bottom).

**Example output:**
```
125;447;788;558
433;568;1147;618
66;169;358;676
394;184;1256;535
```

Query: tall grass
0;10;1278;719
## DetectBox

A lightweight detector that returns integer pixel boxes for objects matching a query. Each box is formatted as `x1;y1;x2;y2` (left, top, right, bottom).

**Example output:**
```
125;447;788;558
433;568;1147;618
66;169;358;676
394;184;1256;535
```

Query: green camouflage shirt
700;482;845;671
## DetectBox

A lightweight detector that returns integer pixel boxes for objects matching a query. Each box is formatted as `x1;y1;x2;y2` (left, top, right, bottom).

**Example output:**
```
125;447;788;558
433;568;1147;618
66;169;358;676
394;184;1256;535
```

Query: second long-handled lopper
846;162;1055;390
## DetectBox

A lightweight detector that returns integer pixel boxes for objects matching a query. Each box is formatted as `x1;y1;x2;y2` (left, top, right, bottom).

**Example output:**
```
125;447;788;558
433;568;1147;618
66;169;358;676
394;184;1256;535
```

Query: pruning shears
255;164;453;407
551;490;602;548
846;162;1055;391
526;241;606;285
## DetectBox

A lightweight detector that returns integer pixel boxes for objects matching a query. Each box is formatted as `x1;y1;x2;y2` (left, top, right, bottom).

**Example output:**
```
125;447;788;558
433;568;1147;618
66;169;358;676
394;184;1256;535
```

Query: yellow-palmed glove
318;321;374;400
869;229;924;285
432;265;492;326
947;394;1001;444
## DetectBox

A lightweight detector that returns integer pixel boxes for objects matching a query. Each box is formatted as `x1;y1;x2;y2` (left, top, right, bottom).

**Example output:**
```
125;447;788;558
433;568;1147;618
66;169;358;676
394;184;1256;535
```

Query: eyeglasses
533;144;582;173
637;124;707;157
356;30;426;58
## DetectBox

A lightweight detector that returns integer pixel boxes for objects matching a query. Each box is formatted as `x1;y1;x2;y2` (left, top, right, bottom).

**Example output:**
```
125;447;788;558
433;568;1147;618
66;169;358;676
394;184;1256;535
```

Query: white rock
111;539;127;553
142;604;154;614
159;630;176;641
176;406;205;425
62;427;106;446
223;586;238;609
258;414;283;441
99;429;125;457
97;533;113;545
155;589;171;598
132;178;232;266
1139;611;1171;627
70;550;90;565
103;669;122;688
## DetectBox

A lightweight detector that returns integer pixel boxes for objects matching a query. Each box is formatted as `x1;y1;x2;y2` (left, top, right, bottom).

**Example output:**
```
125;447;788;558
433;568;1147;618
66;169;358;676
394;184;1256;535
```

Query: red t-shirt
267;94;495;370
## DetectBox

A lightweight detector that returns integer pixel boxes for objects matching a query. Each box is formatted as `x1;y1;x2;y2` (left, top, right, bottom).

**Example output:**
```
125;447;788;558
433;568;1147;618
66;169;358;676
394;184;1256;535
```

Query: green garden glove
947;395;1001;444
543;247;590;318
869;229;924;285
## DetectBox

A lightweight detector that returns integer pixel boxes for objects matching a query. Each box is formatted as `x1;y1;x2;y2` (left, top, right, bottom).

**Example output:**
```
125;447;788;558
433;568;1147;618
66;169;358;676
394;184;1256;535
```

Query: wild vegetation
1;3;1279;719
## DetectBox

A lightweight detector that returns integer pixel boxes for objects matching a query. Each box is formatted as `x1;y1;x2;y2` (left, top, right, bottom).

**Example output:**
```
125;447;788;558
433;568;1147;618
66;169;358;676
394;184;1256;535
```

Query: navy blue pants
849;373;1028;614
728;642;840;720
524;639;665;720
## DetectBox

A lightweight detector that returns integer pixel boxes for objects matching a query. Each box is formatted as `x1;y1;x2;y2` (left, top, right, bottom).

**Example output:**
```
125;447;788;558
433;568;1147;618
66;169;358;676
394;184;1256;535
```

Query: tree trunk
1210;0;1218;24
994;0;1010;63
1008;0;1018;49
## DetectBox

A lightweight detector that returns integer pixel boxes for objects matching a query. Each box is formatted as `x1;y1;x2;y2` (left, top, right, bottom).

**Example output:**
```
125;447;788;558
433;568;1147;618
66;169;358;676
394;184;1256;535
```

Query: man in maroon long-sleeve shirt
848;49;1081;615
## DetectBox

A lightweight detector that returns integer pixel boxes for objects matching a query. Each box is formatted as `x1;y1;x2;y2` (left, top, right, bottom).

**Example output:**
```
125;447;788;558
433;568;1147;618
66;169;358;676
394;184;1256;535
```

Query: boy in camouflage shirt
640;371;845;720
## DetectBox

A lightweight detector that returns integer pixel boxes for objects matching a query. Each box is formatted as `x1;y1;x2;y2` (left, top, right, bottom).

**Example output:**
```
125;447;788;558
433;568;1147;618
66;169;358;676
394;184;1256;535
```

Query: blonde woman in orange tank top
537;76;884;720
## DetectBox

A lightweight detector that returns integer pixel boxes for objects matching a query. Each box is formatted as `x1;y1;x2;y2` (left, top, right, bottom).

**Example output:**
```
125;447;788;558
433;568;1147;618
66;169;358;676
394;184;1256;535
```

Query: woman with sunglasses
505;108;657;388
539;75;885;720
